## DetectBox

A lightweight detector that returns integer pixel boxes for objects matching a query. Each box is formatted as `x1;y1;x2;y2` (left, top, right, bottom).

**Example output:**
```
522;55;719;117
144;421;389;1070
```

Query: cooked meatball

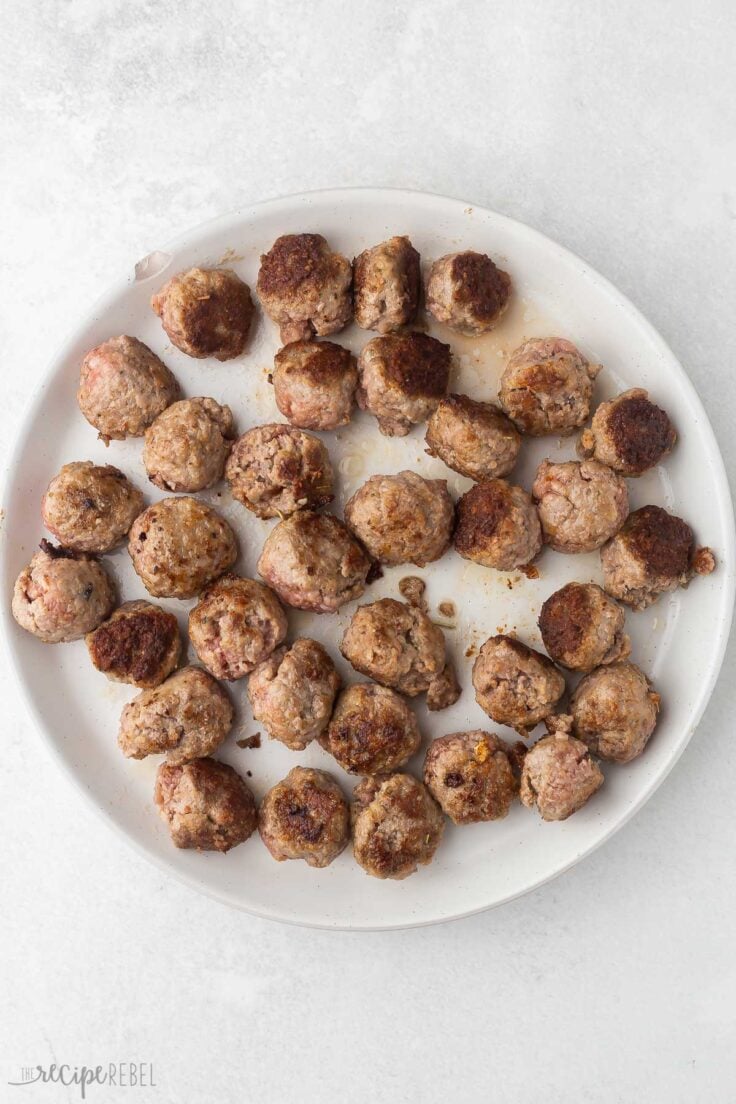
520;729;604;821
119;665;233;762
143;397;235;492
533;459;628;554
353;235;420;333
454;479;542;571
579;388;676;475
571;662;660;763
78;335;179;443
273;340;358;430
155;757;256;851
357;332;451;437
41;461;143;553
472;635;566;735
539;583;630;671
600;504;715;610
257;233;352;344
352;773;444;880
259;767;349;868
340;598;445;696
426;394;521;481
12;541;115;644
426;662;462;712
151;267;253;360
86;600;180;688
128;497;237;599
424;730;519;824
499;337;599;436
426;251;511;334
248;638;340;750
320;682;421;775
344;471;454;567
188;574;287;681
225;423;333;519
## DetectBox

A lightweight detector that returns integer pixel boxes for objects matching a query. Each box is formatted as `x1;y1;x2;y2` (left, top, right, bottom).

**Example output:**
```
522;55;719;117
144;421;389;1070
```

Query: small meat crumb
427;662;461;711
399;575;427;610
236;733;261;750
465;644;476;658
692;547;716;576
520;564;540;580
438;600;456;618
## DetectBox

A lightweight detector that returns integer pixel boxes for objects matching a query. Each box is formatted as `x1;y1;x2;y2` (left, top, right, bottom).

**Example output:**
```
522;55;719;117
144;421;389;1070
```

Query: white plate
2;188;734;929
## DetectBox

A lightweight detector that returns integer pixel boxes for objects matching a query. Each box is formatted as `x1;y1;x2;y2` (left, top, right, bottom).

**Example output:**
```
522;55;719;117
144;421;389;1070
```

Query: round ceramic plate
2;188;734;929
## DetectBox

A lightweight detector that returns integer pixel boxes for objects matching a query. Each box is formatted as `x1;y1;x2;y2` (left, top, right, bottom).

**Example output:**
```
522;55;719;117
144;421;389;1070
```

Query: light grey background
2;2;735;1101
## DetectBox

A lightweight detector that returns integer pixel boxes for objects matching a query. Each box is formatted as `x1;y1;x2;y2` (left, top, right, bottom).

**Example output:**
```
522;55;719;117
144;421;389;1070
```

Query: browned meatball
425;394;521;481
320;682;421;775
352;773;444;880
454;479;542;571
12;541;115;643
472;635;566;735
539;583;630;671
41;461;143;553
119;665;233;762
225;423;333;519
426;662;462;712
143;398;235;492
571;662;660;763
155;757;256;851
248;638;341;750
532;459;628;554
258;767;349;868
340;598;445;696
357;332;451;436
423;730;519;824
426;251;511;334
499;337;599;436
188;574;287;681
273;340;357;430
344;470;453;568
258;511;370;613
353;235;420;333
257;233;352;344
78;335;179;443
128;497;237;599
579;388;676;475
520;728;603;821
151;267;253;360
86;600;181;688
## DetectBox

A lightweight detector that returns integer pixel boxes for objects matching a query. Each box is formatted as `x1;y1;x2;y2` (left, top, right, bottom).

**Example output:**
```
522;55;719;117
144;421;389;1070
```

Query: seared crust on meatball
499;337;600;436
12;541;115;644
520;730;603;821
357;332;451;436
86;600;180;688
248;638;341;750
341;598;445;696
78;336;179;443
143;397;235;492
257;234;352;344
225;423;334;519
352;773;444;880
321;682;421;775
426;251;511;334
344;471;454;567
273;340;357;430
353;236;420;333
571;662;660;763
532;459;628;554
259;767;349;868
472;635;566;735
188;574;287;681
151;267;253;360
423;730;519;824
454;480;542;571
119;665;233;763
539;583;630;671
579;388;676;475
128;497;237;599
155;757;256;851
426;394;521;481
42;461;144;553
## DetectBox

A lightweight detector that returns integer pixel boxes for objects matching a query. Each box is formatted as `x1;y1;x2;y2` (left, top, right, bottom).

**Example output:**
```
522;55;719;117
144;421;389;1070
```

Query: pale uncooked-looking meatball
352;774;444;880
472;635;566;735
248;638;341;750
257;233;352;344
538;582;630;671
41;461;143;553
520;729;604;822
321;682;421;775
533;459;629;554
225;423;334;519
423;730;519;824
499;337;599;436
425;394;521;481
454;479;542;571
78;335;179;443
259;767;349;868
119;665;233;763
12;541;115;643
151;267;253;360
344;471;454;567
340;598;445;696
357;332;451;436
143;397;235;492
571;661;660;763
426;251;511;334
188;574;287;681
258;511;370;613
353;236;420;333
128;497;237;599
579;388;676;476
273;340;358;430
86;600;181;688
155;757;257;851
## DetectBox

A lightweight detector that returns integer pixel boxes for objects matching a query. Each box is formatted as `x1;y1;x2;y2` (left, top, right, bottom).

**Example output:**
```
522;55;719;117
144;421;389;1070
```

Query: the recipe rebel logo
7;1062;156;1098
